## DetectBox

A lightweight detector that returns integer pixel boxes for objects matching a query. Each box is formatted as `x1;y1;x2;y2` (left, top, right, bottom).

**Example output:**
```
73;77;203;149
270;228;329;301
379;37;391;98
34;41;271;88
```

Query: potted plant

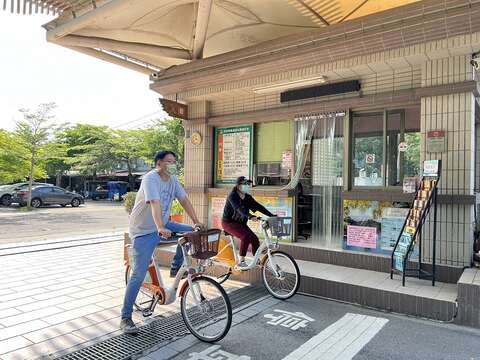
123;191;137;214
170;199;184;223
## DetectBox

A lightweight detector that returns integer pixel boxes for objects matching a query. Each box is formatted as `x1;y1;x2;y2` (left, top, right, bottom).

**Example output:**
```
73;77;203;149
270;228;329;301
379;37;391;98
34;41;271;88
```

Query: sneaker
120;317;139;335
236;261;249;270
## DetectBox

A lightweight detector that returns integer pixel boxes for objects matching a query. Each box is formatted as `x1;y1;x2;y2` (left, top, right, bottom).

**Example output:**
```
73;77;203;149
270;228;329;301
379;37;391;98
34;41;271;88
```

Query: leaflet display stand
390;160;441;286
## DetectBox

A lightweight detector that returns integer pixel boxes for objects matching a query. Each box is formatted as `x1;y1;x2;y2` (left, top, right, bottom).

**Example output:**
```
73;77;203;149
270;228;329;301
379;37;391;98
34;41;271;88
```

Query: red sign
427;130;445;138
160;99;188;119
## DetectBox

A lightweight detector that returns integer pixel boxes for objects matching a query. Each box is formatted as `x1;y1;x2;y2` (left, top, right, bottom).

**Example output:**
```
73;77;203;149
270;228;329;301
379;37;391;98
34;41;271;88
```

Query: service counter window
352;108;420;188
254;120;293;186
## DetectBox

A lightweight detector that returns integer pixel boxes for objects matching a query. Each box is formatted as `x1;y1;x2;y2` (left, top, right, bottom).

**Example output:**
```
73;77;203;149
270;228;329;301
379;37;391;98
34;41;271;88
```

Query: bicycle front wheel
180;276;232;342
262;251;300;300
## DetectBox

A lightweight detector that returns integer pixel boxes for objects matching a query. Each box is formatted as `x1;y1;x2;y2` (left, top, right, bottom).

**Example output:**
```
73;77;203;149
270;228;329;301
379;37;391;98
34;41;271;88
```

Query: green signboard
214;125;253;184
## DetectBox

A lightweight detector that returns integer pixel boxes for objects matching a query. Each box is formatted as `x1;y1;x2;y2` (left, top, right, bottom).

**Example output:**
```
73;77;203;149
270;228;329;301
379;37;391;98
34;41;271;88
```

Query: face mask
166;164;177;176
240;184;250;193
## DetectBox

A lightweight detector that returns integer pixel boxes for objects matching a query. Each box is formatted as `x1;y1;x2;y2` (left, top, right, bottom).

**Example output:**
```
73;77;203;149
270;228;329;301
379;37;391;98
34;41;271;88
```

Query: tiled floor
0;238;249;360
297;260;457;302
0;240;177;360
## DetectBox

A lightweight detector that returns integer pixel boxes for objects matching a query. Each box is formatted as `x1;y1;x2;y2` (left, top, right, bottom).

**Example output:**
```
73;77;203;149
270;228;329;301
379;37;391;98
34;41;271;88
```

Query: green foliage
123;191;137;214
0;129;30;183
13;103;59;206
142;118;185;167
171;199;184;215
404;133;420;177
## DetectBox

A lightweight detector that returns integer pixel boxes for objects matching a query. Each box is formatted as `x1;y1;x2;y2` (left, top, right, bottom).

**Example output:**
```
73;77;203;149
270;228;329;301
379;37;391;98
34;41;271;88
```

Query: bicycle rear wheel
125;265;155;312
180;276;232;342
262;251;300;300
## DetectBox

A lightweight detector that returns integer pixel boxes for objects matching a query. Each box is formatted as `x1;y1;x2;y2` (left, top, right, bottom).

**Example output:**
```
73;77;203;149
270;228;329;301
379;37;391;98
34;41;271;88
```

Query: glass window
53;187;65;193
352;108;420;187
352;112;384;187
254;120;293;186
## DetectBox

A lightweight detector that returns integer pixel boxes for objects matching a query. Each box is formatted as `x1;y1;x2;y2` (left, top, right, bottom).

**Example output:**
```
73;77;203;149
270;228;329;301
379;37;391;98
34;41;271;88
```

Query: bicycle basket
184;229;221;259
267;217;292;237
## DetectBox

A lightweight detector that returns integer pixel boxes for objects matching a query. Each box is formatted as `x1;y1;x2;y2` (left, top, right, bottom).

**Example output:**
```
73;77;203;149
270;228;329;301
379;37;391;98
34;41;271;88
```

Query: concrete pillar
420;55;475;267
183;100;212;224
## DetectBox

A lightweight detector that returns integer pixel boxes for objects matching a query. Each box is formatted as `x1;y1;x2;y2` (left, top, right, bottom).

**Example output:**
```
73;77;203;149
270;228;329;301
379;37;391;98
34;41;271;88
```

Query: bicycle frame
125;239;204;313
216;219;282;276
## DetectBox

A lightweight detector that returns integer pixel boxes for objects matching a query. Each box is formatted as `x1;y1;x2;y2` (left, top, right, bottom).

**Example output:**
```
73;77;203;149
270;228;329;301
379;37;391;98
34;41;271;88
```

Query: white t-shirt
129;170;186;239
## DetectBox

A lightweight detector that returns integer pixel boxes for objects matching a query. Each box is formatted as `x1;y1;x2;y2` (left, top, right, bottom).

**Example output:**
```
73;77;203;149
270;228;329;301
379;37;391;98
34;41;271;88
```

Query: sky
0;12;165;131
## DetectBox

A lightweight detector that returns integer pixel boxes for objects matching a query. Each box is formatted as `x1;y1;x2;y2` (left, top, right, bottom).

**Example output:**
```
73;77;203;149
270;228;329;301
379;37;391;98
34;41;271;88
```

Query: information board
215;125;253;184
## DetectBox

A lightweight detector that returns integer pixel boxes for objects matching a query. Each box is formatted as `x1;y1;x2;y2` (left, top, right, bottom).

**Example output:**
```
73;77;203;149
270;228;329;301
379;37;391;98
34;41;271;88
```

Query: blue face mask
240;184;250;193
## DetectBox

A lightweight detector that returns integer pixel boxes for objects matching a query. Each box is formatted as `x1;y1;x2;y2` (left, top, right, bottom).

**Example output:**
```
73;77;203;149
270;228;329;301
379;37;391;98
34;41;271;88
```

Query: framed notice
427;130;446;153
215;125;253;184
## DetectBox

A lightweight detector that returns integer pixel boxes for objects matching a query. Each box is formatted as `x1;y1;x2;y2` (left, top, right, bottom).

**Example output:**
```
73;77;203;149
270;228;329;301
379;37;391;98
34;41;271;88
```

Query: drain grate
52;286;267;360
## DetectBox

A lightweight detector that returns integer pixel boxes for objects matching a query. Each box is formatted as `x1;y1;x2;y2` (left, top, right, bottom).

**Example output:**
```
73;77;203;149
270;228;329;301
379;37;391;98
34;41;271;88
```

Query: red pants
221;220;260;257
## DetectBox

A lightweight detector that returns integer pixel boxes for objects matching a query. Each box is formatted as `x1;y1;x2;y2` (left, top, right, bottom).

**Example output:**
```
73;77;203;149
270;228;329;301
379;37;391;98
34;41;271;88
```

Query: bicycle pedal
142;310;153;317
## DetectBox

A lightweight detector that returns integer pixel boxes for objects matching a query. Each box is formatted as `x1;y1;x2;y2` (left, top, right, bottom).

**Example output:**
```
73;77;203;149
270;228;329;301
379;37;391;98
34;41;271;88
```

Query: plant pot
169;214;184;223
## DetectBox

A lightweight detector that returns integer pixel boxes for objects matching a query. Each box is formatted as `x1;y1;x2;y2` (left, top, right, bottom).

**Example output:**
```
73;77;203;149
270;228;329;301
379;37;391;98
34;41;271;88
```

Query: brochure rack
390;160;441;286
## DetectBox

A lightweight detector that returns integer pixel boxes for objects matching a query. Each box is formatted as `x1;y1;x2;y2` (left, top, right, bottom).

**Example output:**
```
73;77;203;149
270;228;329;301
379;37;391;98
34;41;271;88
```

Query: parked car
12;185;84;208
0;182;53;206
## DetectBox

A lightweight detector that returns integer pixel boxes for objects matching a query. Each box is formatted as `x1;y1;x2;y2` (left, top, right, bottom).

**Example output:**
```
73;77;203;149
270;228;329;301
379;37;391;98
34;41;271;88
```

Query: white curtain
281;114;318;190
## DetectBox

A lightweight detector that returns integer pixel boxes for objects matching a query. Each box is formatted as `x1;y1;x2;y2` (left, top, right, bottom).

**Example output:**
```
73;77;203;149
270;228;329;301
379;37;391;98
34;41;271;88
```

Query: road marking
282;313;388;360
188;345;250;359
264;309;315;330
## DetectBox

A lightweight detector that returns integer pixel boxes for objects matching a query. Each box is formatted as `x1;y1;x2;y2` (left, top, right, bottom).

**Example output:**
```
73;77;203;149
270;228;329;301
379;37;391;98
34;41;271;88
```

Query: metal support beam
192;0;213;59
295;0;329;26
53;35;191;60
64;45;157;75
46;0;134;40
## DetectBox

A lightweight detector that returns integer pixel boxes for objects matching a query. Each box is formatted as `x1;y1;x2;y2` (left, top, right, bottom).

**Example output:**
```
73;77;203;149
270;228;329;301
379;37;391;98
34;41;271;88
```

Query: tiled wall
208;67;422;117
183;101;213;224
420;56;476;267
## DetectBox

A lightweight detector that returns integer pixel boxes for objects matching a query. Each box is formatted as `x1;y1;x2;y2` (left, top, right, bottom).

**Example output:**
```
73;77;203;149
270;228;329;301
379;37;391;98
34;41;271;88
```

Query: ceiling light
253;76;327;94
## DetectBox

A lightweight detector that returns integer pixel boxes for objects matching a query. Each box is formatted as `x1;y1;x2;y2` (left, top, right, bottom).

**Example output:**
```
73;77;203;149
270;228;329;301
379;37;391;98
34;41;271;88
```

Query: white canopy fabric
4;0;421;73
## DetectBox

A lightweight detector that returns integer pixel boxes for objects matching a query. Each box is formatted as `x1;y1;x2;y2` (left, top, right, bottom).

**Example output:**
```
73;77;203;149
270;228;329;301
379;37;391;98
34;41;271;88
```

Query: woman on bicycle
221;176;275;269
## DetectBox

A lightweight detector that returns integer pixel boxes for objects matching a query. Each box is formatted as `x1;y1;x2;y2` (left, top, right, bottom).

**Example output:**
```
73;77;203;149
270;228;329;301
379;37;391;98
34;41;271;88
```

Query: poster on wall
380;207;409;251
344;200;410;255
347;225;377;249
208;195;293;242
215;125;253;184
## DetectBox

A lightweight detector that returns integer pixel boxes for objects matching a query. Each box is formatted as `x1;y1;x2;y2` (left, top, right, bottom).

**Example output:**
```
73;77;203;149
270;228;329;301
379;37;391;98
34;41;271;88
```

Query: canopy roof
32;0;420;74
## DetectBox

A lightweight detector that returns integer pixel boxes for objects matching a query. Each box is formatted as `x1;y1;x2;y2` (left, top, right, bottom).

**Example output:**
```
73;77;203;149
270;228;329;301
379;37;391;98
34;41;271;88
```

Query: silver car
12;185;84;208
0;182;53;206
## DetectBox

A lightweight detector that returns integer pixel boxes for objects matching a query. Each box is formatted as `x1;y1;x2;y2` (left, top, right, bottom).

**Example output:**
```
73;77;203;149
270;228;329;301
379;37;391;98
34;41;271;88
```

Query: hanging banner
215;125;253;184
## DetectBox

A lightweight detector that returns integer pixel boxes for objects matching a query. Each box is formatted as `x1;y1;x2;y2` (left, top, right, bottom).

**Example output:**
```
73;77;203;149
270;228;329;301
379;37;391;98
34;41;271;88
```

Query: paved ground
0;201;129;244
0;231;479;360
140;294;480;360
0;239;247;360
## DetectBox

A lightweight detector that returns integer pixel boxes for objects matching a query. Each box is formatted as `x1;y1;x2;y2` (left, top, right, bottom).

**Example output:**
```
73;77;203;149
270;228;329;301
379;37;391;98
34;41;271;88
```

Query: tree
107;129;147;189
142;118;185;167
14;103;59;208
0;130;32;184
57;124;113;177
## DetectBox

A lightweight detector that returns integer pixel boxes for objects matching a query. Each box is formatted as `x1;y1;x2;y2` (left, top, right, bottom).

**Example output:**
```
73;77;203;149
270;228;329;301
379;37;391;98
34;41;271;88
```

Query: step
152;244;457;322
297;260;457;322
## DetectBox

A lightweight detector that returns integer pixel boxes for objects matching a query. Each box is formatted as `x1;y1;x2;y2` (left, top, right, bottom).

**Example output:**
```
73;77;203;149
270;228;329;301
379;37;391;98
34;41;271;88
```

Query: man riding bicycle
221;176;275;269
120;150;204;334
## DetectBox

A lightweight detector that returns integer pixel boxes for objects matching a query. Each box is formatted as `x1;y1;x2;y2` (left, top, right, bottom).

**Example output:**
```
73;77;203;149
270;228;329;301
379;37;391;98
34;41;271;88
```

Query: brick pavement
0;240;181;360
